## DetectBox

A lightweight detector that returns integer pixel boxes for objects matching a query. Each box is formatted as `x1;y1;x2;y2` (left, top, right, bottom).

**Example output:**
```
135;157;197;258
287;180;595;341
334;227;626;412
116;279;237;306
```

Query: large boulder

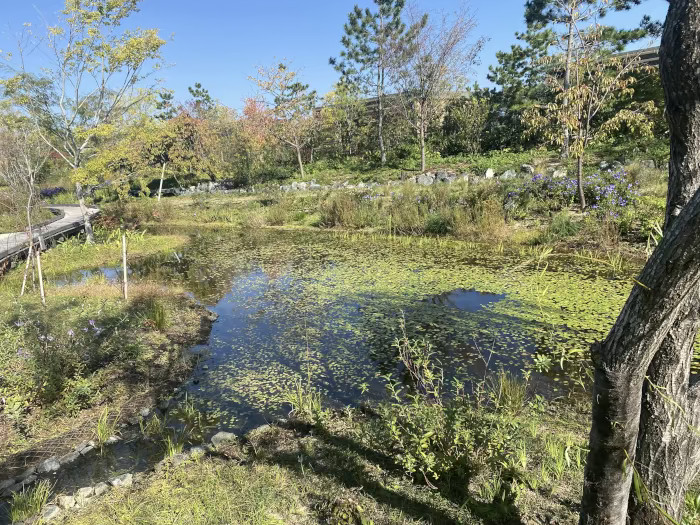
640;159;656;170
484;168;495;179
552;169;567;179
500;169;517;180
521;164;535;175
417;173;435;186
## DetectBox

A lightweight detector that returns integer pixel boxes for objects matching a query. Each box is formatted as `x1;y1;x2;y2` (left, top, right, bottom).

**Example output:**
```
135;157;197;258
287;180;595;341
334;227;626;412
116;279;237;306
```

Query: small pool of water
53;230;637;433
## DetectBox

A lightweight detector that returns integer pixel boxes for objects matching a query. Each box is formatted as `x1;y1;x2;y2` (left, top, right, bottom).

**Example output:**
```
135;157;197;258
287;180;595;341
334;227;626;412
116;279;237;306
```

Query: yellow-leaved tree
0;0;165;242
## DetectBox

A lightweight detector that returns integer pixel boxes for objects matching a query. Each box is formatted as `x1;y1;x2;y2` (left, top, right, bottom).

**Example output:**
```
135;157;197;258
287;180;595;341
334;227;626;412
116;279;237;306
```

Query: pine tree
330;0;409;166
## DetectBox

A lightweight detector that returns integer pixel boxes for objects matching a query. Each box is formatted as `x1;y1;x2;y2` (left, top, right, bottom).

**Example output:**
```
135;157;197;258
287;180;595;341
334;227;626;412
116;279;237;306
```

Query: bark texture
628;1;700;522
581;1;700;523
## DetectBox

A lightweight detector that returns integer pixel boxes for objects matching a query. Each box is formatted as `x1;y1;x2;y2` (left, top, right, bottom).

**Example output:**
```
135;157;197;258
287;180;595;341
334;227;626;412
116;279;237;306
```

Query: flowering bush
508;170;639;218
40;187;67;199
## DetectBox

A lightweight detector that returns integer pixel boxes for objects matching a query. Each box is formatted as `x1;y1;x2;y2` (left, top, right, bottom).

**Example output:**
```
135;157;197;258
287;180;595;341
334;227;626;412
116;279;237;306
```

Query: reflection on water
55;230;634;432
426;288;505;312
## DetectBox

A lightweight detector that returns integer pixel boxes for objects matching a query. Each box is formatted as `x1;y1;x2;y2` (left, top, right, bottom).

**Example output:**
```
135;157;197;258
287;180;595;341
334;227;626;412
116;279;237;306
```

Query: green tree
439;92;490;156
251;61;317;178
187;82;214;118
1;0;165;242
154;91;176;121
330;0;410;165
525;26;655;209
486;25;555;150
320;83;369;159
390;8;482;171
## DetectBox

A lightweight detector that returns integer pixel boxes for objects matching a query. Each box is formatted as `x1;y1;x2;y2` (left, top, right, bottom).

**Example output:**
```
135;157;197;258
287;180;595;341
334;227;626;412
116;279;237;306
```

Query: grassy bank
0;226;212;475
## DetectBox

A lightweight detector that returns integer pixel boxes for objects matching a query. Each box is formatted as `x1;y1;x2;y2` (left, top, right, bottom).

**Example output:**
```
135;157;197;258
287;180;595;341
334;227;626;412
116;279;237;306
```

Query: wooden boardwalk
0;205;99;266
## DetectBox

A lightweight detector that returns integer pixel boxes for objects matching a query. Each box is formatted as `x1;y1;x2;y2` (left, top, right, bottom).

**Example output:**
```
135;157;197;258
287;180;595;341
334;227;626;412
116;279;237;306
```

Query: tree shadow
251;419;523;524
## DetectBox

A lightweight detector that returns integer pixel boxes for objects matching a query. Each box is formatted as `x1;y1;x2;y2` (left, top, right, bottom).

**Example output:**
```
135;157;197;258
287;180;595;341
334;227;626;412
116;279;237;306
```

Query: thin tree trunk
419;120;426;173
157;162;167;202
378;68;387;166
296;144;305;179
75;182;94;243
577;155;586;210
20;244;34;296
628;2;700;522
562;17;573;158
35;245;45;307
122;233;128;301
581;2;700;523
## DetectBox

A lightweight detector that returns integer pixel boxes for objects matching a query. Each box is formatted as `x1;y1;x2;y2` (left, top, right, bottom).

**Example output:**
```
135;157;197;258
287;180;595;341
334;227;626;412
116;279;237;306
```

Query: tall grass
95;407;119;452
10;480;51;522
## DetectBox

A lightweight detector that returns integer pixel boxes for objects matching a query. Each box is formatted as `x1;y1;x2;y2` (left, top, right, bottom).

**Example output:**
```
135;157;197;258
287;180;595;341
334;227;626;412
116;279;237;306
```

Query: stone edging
5;428;241;524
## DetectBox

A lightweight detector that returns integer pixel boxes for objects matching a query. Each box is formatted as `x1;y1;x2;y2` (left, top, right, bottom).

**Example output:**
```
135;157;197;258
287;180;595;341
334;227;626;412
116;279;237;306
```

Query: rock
211;431;236;447
640;159;656;169
484;168;495;179
387;180;399;186
0;478;15;491
309;182;321;190
41;505;61;521
139;407;151;418
357;182;366;188
59;450;80;466
521;164;535;174
599;160;610;170
17;466;36;482
80;445;94;456
105;436;121;445
500;169;517;180
279;185;291;192
75;486;94;504
611;160;624;170
93;482;109;497
57;495;76;509
552;169;567;179
38;457;61;474
110;473;133;488
435;172;455;183
416;173;435;186
297;182;308;191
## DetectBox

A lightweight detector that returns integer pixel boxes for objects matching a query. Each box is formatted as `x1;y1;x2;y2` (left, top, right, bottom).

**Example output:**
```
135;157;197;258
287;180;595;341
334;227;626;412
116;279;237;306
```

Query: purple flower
67;329;75;337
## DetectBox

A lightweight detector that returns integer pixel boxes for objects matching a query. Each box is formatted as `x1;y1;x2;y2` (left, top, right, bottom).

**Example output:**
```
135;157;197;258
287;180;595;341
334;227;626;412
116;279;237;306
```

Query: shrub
370;324;524;497
424;212;452;235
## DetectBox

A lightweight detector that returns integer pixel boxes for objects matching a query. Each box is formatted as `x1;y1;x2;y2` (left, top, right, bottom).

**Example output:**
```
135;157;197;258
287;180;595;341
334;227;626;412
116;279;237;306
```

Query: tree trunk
75;182;94;243
377;86;386;166
562;17;574;158
296;144;305;179
577;155;586;210
157;162;167;202
580;184;700;524
581;2;700;523
419;120;426;173
628;1;700;522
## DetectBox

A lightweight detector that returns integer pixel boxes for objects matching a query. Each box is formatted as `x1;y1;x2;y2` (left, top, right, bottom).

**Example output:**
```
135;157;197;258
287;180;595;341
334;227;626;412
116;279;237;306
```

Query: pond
120;229;635;432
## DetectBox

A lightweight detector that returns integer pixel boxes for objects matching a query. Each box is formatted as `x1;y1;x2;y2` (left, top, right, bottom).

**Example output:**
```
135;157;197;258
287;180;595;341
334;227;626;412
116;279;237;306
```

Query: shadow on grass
252;419;522;525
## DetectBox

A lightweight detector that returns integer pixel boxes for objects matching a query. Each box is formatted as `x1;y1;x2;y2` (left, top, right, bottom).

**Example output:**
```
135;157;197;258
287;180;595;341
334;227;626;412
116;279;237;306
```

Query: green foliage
488;369;528;415
283;376;324;423
439;95;490;155
372;326;524;497
63;374;99;415
95;407;119;452
9;479;51;522
143;298;168;331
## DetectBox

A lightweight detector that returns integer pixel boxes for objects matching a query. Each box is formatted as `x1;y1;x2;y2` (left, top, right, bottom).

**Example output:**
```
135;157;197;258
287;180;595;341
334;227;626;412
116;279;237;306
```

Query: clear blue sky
0;0;669;110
